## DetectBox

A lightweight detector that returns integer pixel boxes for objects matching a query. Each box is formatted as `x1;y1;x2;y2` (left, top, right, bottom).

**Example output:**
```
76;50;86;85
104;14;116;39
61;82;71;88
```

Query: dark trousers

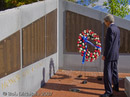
104;60;119;94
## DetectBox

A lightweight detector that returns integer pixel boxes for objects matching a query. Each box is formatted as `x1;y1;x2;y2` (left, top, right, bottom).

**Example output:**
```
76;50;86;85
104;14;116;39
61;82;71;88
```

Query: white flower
99;49;101;52
88;51;90;54
87;33;89;36
87;36;90;39
79;33;83;37
84;30;86;33
96;52;99;55
80;48;83;50
93;33;97;35
89;30;92;33
88;57;91;60
98;43;101;45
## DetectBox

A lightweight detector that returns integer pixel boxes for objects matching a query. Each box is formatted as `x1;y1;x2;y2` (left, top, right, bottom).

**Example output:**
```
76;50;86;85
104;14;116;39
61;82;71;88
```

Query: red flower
79;36;82;40
97;40;101;43
82;32;84;35
81;51;84;54
79;44;82;47
90;58;93;62
94;55;97;58
86;29;89;33
91;32;94;34
83;46;85;49
98;52;101;55
77;41;80;44
90;53;92;57
86;56;88;59
95;50;97;52
94;35;96;38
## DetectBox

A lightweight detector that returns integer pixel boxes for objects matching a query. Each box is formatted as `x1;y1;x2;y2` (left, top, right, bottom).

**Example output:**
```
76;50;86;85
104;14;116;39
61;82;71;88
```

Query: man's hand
102;56;105;60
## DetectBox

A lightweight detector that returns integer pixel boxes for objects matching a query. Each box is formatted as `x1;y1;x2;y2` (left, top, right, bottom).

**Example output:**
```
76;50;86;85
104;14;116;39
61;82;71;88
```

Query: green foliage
88;0;98;3
103;0;130;18
4;0;37;9
80;0;99;7
68;0;76;2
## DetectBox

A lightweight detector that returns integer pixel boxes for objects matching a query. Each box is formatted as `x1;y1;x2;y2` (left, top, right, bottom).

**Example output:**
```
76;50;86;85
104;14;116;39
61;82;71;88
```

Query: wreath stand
70;29;102;92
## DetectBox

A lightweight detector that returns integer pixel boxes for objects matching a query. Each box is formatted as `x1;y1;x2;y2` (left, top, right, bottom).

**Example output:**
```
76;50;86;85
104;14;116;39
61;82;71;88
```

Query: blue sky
76;0;130;21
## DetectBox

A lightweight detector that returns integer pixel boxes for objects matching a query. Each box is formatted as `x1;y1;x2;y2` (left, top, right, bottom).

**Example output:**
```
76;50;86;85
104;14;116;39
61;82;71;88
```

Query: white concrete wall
57;0;67;68
0;54;58;97
125;77;130;97
0;0;58;97
0;8;21;42
63;54;130;73
59;0;130;73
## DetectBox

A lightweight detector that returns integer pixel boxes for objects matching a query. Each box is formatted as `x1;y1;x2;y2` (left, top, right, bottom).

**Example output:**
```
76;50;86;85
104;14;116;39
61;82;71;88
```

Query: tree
88;0;99;7
4;0;38;9
68;0;76;2
103;0;130;18
0;0;5;11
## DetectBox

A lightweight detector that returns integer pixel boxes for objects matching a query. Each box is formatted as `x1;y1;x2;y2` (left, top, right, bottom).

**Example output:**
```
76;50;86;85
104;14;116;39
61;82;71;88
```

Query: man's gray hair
104;14;114;23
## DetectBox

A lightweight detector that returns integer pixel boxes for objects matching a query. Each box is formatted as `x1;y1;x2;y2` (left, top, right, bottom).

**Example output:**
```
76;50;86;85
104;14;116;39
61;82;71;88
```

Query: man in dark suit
101;14;120;97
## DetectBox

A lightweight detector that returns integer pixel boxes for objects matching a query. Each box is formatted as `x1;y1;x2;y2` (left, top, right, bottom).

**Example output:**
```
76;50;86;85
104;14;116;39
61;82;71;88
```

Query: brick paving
33;70;130;97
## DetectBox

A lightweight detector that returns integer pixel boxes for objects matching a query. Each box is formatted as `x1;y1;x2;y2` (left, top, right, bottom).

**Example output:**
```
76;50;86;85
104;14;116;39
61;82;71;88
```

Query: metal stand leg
81;62;87;84
77;63;83;78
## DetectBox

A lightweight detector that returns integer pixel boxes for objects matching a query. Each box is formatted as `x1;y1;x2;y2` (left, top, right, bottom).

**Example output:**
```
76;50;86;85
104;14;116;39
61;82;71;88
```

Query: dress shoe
100;93;113;97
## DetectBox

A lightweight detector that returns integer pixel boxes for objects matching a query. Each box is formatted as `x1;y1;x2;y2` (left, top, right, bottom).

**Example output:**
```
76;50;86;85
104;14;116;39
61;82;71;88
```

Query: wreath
77;29;101;63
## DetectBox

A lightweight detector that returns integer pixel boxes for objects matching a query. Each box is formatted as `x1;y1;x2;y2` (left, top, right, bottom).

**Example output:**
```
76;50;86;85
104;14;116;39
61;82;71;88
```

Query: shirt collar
110;23;114;27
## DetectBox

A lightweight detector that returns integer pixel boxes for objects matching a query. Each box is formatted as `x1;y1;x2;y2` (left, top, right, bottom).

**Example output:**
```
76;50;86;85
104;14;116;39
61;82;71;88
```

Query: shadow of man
41;68;45;88
49;58;55;79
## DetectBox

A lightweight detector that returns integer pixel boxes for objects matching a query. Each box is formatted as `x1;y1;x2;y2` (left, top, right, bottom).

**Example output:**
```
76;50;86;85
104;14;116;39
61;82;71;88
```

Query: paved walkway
33;70;130;97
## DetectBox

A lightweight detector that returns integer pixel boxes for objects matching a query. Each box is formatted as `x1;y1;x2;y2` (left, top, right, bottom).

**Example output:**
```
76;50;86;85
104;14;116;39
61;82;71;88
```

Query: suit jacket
104;24;120;61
